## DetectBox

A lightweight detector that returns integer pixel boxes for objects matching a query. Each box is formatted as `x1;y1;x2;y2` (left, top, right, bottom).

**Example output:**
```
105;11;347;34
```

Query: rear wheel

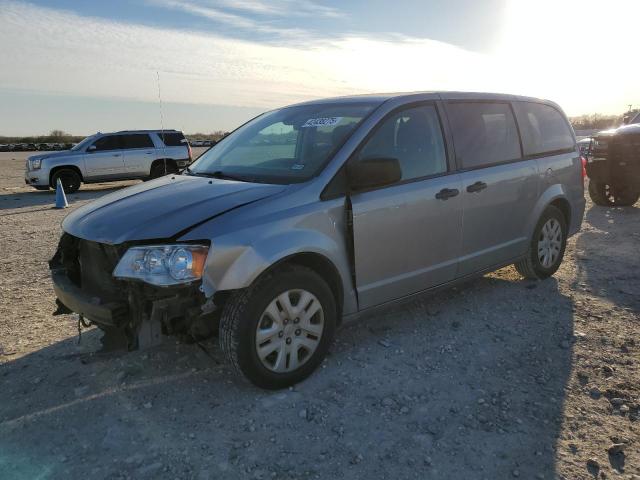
515;205;567;280
588;181;639;206
219;265;336;389
150;161;178;179
50;169;81;193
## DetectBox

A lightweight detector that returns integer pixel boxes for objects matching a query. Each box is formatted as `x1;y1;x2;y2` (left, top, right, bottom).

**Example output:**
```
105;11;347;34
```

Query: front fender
47;155;85;177
197;210;357;315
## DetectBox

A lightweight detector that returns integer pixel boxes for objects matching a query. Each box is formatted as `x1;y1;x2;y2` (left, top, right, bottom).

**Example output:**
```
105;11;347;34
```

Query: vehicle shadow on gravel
0;274;575;480
573;204;640;314
0;183;138;211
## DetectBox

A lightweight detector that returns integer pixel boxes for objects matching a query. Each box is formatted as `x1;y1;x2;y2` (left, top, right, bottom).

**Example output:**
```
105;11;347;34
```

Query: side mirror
87;145;96;152
347;156;402;191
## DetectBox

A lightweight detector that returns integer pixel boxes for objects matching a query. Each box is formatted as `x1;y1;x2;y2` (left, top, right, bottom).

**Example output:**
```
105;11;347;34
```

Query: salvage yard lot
0;150;638;479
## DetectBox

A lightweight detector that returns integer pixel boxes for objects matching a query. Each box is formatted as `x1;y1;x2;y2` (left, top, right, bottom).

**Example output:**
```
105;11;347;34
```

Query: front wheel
50;169;81;193
515;205;567;280
219;265;336;389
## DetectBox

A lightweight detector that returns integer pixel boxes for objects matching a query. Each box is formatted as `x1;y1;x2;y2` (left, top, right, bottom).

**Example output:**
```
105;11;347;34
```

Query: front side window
91;135;122;152
513;102;575;156
189;102;377;184
354;104;447;182
122;134;154;149
447;102;521;169
72;134;98;151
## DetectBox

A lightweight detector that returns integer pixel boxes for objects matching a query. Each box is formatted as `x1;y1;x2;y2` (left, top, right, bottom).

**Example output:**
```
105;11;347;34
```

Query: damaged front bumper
50;233;218;349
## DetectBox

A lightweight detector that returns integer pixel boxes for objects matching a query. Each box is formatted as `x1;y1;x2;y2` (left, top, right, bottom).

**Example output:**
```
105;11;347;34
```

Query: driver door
349;103;463;309
84;135;126;179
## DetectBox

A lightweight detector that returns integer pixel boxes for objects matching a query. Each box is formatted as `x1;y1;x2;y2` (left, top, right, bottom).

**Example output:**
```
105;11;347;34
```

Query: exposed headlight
113;244;209;286
29;158;42;170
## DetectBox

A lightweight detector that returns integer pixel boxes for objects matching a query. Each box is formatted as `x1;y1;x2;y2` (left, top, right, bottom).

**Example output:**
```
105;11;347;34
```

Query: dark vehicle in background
0;144;9;152
586;124;640;206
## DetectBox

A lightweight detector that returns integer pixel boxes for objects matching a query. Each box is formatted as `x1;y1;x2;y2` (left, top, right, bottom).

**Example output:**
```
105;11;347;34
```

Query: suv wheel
588;181;639;206
150;161;178;179
220;265;336;389
50;169;81;193
515;205;567;280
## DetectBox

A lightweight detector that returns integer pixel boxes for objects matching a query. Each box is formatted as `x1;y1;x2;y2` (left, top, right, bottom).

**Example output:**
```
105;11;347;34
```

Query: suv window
513;102;575;156
356;104;447;182
447;102;521;169
157;132;186;147
91;135;122;152
122;134;154;149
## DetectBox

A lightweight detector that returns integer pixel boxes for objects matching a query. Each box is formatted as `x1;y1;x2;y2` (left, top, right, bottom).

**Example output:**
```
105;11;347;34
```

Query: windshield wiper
191;170;249;182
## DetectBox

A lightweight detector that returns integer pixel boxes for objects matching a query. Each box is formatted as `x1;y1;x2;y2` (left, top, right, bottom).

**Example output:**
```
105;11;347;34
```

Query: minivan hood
62;175;286;244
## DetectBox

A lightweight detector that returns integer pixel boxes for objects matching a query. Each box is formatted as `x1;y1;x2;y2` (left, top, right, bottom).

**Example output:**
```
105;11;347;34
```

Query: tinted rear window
513;102;574;156
447;102;521;169
157;132;186;147
122;134;154;149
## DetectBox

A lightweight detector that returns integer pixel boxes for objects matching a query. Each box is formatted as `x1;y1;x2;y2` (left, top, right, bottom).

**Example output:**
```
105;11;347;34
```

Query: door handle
435;188;460;200
112;154;121;157
466;181;487;193
145;152;153;155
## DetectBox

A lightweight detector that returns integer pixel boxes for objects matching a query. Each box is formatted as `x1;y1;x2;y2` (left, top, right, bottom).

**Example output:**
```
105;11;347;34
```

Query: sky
0;0;637;136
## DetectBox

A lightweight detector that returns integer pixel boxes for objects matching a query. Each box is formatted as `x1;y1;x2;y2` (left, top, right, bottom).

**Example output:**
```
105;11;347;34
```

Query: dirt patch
1;154;638;479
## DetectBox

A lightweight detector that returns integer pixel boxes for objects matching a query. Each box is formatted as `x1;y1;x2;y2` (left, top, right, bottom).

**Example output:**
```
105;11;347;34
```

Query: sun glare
497;0;639;115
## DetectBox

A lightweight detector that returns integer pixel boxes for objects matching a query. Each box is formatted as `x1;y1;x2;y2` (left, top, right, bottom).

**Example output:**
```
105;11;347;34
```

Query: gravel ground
1;151;638;480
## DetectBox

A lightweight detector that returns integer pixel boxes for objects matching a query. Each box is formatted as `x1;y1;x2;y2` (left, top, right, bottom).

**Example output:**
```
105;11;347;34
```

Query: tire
150;161;178;179
50;168;81;193
588;181;639;207
515;205;567;280
220;265;337;389
615;190;640;206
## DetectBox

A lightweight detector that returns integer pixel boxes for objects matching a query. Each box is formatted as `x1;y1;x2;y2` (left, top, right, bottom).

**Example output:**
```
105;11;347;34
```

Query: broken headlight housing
113;244;209;286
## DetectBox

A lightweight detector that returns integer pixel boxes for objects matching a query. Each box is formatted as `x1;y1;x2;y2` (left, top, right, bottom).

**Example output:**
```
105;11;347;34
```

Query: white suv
25;130;192;193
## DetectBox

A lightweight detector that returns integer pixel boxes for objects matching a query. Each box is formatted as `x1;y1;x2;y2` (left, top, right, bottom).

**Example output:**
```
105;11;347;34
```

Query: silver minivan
50;92;585;389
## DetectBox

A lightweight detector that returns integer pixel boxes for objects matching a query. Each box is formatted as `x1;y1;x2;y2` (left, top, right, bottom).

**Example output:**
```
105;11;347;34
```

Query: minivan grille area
55;234;124;302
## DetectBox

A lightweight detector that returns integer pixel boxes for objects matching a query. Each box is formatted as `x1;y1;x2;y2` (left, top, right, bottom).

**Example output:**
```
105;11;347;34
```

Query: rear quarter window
157;132;187;147
513;102;575;156
122;134;154;149
446;102;521;169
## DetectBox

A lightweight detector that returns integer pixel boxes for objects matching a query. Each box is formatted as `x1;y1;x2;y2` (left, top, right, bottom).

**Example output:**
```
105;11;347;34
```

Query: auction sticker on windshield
301;117;342;128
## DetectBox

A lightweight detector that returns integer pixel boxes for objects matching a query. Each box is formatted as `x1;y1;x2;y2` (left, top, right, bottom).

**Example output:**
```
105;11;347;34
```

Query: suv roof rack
110;129;181;134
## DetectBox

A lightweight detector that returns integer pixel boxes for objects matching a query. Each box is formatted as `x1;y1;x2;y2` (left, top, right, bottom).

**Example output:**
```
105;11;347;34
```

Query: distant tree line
0;129;231;144
186;130;229;142
0;130;84;144
569;113;624;130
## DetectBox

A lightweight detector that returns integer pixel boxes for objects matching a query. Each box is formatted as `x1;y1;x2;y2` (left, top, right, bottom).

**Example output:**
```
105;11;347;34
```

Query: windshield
71;134;98;151
188;102;378;184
